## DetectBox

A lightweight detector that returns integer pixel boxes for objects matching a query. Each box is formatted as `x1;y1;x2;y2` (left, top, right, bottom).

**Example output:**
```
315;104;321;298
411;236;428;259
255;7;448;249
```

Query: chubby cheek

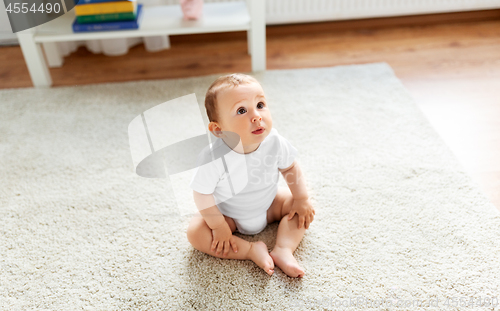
264;114;272;128
230;121;250;141
266;117;273;128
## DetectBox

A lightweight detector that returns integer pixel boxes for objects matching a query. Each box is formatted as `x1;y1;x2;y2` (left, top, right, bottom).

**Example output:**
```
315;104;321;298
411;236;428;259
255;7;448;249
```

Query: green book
76;10;136;24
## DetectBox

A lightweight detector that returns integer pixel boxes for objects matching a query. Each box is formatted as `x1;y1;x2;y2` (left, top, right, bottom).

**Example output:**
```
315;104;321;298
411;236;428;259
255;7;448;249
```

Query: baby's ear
208;121;223;137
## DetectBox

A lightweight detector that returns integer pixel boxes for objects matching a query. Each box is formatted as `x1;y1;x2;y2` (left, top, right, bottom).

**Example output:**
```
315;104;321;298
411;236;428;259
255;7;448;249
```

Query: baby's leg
187;213;274;275
271;214;306;278
267;187;306;277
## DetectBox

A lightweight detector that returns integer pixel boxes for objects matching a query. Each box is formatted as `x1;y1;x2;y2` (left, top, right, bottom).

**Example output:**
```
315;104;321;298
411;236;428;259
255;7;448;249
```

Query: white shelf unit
17;0;266;87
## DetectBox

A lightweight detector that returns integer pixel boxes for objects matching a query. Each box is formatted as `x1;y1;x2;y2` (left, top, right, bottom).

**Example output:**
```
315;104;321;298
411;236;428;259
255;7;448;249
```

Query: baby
187;73;315;277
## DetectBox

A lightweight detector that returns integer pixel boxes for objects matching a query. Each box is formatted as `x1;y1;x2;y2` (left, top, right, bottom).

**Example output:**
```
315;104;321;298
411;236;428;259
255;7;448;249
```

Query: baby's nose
252;115;262;122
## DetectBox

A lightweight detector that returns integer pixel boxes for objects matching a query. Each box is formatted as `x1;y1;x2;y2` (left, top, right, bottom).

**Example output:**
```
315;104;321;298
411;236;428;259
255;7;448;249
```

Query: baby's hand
211;222;238;257
288;198;315;229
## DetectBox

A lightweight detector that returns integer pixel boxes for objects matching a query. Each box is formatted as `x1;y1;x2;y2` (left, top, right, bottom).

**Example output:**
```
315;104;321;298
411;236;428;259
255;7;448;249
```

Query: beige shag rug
1;63;499;310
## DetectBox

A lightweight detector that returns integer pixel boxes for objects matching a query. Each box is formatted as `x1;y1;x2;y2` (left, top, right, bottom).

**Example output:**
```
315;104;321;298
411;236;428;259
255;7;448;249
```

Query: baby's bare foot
248;241;274;276
270;246;304;278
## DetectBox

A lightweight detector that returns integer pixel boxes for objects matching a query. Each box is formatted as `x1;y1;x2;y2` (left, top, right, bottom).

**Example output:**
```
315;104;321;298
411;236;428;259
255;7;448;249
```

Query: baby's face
212;82;272;153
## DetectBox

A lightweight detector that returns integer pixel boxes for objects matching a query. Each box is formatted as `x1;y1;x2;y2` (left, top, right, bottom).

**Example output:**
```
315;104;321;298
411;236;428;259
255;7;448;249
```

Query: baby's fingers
216;241;224;255
222;241;230;257
211;240;218;252
230;238;238;253
298;215;305;229
305;215;313;229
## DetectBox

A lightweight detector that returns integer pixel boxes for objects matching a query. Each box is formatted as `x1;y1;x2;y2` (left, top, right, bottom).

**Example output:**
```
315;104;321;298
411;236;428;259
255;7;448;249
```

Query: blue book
72;4;142;32
75;0;127;4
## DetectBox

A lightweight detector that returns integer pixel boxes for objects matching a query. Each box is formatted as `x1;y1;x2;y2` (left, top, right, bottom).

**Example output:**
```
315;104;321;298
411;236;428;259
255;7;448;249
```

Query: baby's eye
237;107;247;115
257;102;265;109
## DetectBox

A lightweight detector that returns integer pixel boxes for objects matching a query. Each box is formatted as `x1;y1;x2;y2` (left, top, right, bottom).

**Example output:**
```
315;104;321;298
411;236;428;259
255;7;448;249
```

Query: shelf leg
43;42;64;68
249;0;266;71
17;30;52;87
247;29;251;55
165;35;171;49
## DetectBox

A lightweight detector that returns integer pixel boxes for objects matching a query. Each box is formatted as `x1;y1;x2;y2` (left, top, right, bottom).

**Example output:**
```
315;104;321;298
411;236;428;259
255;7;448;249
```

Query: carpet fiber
1;63;499;310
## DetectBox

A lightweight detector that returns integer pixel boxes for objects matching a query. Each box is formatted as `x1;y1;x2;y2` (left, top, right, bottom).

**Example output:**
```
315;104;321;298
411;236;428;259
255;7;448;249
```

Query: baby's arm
193;191;225;227
279;161;315;229
193;191;238;255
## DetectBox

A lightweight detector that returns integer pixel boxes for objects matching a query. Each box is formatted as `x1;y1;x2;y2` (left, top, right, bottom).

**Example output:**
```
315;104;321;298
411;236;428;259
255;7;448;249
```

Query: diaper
233;212;268;235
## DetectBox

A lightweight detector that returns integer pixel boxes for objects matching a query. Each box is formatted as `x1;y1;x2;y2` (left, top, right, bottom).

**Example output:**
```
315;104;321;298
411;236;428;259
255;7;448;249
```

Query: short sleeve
189;156;222;195
277;133;298;170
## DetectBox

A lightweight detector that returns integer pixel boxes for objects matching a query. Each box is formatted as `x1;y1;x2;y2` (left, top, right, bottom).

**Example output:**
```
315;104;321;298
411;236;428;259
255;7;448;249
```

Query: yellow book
75;0;137;16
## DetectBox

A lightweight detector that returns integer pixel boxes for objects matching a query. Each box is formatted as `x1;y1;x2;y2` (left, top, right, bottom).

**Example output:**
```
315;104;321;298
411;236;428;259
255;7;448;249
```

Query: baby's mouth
252;127;265;134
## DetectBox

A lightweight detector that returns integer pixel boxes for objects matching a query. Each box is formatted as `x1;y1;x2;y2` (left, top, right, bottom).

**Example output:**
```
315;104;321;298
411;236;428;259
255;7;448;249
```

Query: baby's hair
205;73;259;123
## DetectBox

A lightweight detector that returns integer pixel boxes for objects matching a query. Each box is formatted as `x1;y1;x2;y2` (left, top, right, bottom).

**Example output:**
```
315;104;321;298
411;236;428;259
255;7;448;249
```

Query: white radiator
264;0;500;24
158;0;500;24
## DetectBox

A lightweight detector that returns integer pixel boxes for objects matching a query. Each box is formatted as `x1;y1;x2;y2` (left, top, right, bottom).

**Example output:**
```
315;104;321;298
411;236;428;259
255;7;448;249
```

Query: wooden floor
1;9;499;211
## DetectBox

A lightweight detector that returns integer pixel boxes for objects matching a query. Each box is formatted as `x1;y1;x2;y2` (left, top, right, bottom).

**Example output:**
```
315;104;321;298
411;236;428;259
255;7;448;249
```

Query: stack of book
72;0;143;32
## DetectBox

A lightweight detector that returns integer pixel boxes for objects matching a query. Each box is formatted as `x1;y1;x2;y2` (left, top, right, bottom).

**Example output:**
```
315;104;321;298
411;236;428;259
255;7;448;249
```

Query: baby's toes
265;257;275;275
282;261;304;278
291;265;305;278
250;241;275;275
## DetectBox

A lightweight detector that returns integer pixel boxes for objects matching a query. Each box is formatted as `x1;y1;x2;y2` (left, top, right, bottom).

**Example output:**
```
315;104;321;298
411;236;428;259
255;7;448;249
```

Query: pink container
180;0;204;20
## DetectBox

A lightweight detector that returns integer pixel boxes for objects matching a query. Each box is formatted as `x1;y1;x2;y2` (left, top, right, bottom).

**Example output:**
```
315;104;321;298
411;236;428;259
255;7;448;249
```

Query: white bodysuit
189;128;298;234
